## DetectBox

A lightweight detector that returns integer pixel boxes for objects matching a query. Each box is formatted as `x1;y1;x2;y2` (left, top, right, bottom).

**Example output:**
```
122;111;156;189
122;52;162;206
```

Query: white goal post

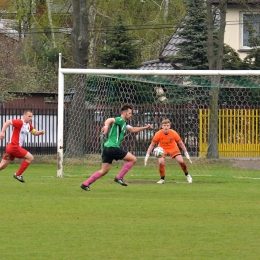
57;53;260;177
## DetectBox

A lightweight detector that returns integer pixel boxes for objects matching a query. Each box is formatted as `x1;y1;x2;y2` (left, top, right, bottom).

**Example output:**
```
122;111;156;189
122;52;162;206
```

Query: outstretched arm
0;120;12;140
128;124;153;134
32;129;45;136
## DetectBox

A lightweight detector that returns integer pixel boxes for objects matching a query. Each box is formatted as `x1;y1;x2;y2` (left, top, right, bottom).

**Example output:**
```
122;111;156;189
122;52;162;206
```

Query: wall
225;5;260;60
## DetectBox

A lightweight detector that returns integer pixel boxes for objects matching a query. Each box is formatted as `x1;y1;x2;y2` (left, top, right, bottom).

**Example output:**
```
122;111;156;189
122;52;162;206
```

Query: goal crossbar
59;68;260;76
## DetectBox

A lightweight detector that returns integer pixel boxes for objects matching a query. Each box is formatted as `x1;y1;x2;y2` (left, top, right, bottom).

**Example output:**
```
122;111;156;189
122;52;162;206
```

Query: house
140;0;260;69
214;0;260;60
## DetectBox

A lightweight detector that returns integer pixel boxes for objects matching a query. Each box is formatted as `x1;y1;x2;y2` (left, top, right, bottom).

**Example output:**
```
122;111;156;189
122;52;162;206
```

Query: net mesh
61;72;260;181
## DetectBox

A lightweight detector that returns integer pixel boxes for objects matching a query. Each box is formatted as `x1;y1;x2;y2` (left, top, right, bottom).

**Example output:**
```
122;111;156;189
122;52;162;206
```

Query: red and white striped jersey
10;119;34;147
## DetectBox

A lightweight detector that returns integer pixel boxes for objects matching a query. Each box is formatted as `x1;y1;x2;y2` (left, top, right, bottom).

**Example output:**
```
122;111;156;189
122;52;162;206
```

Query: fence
199;109;260;157
2;104;258;158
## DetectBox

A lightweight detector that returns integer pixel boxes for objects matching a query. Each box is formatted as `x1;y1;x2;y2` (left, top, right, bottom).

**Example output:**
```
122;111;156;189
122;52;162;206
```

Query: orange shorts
163;149;181;159
3;143;28;161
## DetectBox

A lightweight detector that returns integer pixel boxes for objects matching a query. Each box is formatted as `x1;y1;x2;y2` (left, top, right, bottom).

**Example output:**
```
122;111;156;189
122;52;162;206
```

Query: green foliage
222;44;243;70
242;49;260;70
90;0;185;65
0;0;73;96
167;0;208;70
166;3;245;71
98;16;141;69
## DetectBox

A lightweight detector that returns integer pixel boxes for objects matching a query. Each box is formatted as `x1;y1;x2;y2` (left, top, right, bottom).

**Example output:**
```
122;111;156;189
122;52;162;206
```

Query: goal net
58;57;260;183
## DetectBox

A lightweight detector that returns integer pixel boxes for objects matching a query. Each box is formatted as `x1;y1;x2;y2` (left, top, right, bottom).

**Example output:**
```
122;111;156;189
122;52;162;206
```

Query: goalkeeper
144;119;192;184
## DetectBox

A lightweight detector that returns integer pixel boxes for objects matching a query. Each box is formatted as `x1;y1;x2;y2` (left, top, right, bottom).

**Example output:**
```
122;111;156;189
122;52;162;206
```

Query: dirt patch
128;180;189;184
232;159;260;170
128;180;157;184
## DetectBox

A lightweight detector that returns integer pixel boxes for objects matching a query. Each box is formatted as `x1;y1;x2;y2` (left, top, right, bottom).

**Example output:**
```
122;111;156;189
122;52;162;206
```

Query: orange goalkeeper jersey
152;129;182;155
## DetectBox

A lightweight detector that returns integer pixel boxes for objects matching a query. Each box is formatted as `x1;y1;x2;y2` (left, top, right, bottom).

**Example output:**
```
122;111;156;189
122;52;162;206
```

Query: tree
86;0;185;67
242;49;260;69
64;0;89;158
222;44;243;70
98;16;140;69
206;0;227;159
167;0;209;70
71;0;88;67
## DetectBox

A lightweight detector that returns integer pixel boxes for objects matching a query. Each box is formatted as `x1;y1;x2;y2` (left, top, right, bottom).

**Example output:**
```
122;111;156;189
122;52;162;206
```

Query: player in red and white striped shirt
0;110;45;182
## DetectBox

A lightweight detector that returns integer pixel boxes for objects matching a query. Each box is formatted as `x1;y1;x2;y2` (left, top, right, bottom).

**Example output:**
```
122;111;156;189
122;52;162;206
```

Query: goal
57;54;260;182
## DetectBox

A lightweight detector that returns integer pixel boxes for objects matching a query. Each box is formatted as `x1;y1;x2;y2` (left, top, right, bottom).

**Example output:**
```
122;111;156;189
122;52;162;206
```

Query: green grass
0;162;260;260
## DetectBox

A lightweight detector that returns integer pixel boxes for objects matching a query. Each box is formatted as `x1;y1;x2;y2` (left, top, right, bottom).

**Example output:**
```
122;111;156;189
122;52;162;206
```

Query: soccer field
0;163;260;260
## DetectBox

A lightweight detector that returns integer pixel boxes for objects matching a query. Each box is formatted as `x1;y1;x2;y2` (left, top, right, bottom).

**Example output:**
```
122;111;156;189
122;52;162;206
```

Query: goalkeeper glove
144;154;150;166
184;152;192;163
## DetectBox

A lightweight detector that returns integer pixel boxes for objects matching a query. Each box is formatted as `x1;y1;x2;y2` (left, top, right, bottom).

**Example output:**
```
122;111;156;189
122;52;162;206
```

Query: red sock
16;161;30;176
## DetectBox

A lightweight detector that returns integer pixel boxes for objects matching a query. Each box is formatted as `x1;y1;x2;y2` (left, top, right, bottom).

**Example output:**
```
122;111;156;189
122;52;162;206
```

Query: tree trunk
88;1;98;68
71;0;88;67
46;0;56;47
206;0;227;159
216;1;227;70
206;0;214;70
66;0;88;158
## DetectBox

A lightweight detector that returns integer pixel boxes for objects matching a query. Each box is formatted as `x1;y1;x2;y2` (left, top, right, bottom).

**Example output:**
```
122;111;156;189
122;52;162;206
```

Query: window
242;13;260;48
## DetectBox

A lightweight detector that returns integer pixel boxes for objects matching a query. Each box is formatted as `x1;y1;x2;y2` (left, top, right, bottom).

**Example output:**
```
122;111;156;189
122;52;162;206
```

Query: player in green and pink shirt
81;104;153;191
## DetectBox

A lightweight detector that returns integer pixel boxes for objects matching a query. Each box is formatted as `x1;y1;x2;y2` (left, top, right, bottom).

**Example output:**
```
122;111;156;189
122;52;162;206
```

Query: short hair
23;110;33;115
161;119;171;125
121;104;133;112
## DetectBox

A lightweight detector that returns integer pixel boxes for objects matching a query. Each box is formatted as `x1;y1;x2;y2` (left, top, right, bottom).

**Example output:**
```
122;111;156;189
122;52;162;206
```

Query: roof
8;92;58;98
159;29;183;59
140;29;183;70
139;60;174;70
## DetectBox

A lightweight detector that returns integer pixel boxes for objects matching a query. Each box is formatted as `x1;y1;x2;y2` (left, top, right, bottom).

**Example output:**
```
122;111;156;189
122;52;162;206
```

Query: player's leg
13;148;34;183
157;157;166;184
5;144;31;182
17;151;34;175
175;154;192;183
114;152;137;186
81;147;114;191
1;144;15;171
81;162;112;191
0;155;12;171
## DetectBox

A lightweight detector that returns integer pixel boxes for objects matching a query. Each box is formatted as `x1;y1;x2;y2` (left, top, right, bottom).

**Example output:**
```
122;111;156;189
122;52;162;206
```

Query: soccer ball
153;147;164;158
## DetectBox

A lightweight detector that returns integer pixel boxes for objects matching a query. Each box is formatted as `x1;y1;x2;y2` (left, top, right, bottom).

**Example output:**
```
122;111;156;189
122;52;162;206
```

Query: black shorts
102;147;128;164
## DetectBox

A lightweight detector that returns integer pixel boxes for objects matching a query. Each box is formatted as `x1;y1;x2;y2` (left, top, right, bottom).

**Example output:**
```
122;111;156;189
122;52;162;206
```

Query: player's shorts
3;143;28;161
163;148;181;159
102;147;128;164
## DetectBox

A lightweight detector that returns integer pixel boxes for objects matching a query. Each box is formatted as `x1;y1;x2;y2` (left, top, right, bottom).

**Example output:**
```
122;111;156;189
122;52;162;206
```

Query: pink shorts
3;143;28;161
